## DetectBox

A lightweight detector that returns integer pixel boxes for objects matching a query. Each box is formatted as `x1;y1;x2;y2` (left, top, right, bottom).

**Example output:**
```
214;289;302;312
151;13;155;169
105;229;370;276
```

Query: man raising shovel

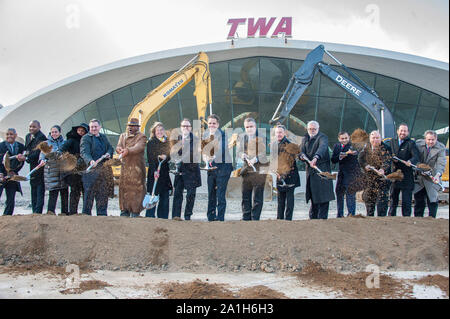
80;119;114;216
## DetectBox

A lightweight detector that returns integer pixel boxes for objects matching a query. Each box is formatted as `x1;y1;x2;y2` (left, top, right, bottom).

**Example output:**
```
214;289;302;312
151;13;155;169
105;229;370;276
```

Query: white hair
307;120;319;128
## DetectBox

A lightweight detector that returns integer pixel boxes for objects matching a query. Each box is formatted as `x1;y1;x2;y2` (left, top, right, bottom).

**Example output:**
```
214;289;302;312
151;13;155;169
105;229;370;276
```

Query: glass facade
61;56;449;156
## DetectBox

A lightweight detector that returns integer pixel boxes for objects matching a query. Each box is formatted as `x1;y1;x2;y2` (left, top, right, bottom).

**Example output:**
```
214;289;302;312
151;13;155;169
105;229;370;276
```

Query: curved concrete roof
1;38;448;138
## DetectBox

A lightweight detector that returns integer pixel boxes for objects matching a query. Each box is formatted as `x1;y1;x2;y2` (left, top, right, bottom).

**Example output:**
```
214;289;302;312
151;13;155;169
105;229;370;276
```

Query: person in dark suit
270;124;300;220
300;121;335;219
24;120;47;214
80;119;114;216
203;114;233;222
331;131;362;217
171;119;201;220
387;123;420;217
0;128;26;215
236;117;268;221
146;122;172;219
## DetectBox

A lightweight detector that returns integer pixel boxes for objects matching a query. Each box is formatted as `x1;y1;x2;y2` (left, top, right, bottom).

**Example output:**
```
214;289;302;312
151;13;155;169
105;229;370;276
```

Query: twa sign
227;17;292;39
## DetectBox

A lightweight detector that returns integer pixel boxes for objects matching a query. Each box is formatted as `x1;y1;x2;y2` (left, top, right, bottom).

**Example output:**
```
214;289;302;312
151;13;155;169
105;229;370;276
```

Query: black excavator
269;44;396;139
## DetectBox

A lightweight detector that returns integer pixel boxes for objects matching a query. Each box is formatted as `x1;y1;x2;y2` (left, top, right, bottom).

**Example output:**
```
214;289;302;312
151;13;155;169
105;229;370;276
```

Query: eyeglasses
181;125;191;128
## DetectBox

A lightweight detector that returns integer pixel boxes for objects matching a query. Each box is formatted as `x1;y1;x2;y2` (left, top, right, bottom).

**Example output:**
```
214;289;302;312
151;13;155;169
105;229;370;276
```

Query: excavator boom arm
128;52;212;132
270;45;396;139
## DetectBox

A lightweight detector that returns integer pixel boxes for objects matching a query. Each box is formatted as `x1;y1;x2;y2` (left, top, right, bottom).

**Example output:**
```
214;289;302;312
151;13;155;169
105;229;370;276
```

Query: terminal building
1;38;448;152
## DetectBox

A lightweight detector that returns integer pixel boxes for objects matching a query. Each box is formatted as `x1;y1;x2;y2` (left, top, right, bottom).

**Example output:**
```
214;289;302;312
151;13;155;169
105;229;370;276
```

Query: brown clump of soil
277;151;295;176
35;141;53;154
159;279;235;299
350;128;369;144
386;169;404;181
284;143;301;155
417;163;432;171
60;280;112;295
319;172;337;180
59;153;78;172
237;285;289;299
296;261;413;299
350;128;369;151
413;275;449;297
158;280;289;299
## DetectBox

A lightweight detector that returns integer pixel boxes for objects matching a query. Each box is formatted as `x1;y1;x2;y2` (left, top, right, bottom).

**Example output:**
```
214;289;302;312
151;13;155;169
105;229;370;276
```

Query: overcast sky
0;0;448;106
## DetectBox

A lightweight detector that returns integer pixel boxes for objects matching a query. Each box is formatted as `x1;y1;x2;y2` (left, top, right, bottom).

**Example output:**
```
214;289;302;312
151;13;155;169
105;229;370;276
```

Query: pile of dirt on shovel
0;215;448;274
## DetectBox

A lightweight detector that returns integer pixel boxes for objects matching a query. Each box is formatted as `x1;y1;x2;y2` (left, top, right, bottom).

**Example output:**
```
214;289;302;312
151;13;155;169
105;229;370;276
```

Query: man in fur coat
116;118;147;217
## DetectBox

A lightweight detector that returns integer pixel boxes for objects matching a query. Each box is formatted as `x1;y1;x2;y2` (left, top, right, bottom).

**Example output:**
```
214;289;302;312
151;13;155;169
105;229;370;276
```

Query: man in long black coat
300;121;335;219
24;120;47;214
331;131;362;217
0;128;26;215
171;119;201;220
387;124;420;217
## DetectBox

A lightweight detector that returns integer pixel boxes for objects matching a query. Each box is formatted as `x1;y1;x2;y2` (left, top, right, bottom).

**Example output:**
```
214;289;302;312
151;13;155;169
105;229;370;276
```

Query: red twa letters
227;17;292;39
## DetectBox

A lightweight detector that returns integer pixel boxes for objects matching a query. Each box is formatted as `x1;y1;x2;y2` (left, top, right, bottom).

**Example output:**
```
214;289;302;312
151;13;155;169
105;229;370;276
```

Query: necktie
427;147;430;154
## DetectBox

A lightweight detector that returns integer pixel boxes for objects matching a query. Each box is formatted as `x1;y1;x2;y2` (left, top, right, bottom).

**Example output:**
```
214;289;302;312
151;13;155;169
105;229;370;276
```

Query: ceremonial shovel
143;158;165;210
300;154;337;180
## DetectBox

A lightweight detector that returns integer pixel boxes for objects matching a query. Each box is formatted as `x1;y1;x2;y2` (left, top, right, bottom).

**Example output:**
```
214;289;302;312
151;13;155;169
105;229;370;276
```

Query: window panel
131;79;152;105
341;99;370;135
393;103;417;128
228;58;259;106
260;57;291;93
83;102;100;123
397;82;420;105
420;90;440;107
411;106;436;140
112;88;133;107
374;75;398;102
317;97;344;146
210;62;230;97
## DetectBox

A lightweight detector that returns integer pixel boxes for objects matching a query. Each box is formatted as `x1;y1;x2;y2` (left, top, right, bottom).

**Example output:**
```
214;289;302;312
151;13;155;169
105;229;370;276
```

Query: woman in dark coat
39;125;68;215
146;122;172;219
60;123;88;215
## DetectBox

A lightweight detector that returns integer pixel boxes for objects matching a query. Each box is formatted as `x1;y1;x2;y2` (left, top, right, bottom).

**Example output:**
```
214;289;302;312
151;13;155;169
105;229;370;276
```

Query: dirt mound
158;279;288;299
413;274;449;297
296;261;413;298
159;279;235;299
0;215;448;273
60;280;112;295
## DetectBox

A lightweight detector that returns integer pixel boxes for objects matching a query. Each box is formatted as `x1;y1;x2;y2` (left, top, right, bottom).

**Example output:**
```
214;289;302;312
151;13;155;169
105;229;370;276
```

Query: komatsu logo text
336;75;362;97
163;79;184;98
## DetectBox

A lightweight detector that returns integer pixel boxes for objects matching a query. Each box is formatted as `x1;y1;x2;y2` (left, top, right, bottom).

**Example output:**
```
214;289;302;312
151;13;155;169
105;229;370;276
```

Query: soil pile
0;215;448;273
413;274;449;297
158;280;288;299
296;261;413;298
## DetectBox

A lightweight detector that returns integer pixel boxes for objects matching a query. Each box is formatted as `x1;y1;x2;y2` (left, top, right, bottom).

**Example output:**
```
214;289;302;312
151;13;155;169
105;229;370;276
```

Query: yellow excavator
112;52;213;180
129;51;212;132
